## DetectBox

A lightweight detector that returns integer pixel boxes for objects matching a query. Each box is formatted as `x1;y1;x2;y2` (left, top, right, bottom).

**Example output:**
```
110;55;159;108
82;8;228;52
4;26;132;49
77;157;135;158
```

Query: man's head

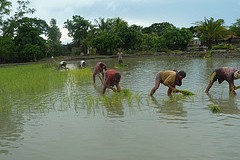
234;70;240;79
114;73;121;83
178;71;186;80
100;63;107;70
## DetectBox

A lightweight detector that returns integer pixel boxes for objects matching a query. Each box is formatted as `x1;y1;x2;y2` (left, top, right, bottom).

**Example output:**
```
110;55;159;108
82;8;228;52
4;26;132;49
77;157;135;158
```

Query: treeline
0;0;240;63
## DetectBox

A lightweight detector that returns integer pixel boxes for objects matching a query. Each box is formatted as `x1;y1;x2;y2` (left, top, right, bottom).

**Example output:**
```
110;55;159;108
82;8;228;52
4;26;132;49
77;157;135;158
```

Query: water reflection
150;96;187;123
0;112;24;154
206;93;240;114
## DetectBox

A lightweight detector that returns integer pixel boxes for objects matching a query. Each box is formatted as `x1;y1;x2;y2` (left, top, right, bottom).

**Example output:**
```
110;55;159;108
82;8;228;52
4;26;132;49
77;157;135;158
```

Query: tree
162;27;193;50
0;0;12;26
0;36;15;62
142;22;175;36
1;0;35;37
47;18;62;56
14;17;48;61
229;18;240;36
64;15;92;44
195;17;228;49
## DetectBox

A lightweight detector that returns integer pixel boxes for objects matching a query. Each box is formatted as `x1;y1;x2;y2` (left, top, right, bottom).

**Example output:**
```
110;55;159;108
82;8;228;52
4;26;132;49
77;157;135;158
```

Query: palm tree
195;17;227;49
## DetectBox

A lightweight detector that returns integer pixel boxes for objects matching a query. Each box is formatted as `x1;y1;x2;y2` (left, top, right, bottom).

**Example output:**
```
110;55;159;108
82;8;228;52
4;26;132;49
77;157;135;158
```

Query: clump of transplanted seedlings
209;104;221;113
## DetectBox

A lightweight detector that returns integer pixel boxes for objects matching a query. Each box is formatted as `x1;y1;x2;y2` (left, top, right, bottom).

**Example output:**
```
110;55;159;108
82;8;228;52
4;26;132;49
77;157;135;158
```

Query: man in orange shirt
150;70;186;96
102;69;121;94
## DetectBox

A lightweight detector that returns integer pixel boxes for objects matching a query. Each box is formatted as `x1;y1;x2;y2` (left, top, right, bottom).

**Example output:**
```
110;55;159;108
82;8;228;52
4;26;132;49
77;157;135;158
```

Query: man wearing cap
205;67;240;95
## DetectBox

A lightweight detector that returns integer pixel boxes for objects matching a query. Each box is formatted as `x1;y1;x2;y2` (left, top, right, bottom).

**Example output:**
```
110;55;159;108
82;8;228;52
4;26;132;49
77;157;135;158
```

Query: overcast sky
12;0;240;44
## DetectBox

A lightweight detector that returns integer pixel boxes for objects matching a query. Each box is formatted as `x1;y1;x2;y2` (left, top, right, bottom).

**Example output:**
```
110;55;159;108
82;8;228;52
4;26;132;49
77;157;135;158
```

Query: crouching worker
150;70;186;97
102;69;121;94
205;67;240;95
80;60;87;68
58;61;68;70
93;62;107;84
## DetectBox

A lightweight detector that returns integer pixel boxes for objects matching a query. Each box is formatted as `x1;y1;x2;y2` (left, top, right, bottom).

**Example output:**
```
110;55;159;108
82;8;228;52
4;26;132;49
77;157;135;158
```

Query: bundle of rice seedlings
209;104;221;113
177;89;195;96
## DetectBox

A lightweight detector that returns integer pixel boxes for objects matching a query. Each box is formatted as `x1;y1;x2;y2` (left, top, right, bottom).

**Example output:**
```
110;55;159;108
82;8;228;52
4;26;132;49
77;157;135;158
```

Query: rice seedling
0;63;68;112
209;104;221;113
114;64;128;69
177;89;195;96
67;68;92;85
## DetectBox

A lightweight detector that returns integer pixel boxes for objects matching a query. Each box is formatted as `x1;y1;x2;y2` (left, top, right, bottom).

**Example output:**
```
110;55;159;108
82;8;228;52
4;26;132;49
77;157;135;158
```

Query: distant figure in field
80;60;87;68
150;70;186;97
102;69;121;94
58;61;68;70
205;67;240;95
117;50;123;64
93;62;107;84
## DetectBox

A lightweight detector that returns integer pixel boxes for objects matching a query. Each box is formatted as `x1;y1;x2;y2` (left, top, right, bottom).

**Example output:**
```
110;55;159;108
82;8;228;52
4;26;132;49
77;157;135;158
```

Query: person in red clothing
102;69;121;94
93;62;107;84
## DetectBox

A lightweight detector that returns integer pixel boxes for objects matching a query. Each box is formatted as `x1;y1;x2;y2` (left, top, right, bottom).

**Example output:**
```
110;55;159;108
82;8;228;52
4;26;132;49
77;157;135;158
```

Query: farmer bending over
150;70;186;96
93;62;107;84
102;69;121;94
58;61;68;70
205;67;240;95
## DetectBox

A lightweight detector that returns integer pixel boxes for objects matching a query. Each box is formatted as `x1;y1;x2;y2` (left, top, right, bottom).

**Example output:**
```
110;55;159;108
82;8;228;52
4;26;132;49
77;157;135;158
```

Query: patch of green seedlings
84;89;142;108
177;89;195;96
101;89;142;108
209;104;222;113
114;64;128;69
0;63;68;112
68;68;92;85
82;95;99;114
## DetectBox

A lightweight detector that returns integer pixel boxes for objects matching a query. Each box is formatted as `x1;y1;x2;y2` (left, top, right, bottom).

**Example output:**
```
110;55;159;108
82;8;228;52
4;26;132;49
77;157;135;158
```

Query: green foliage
195;17;228;49
47;18;63;56
162;27;193;50
209;104;221;113
229;18;240;36
14;17;48;61
64;15;92;43
91;31;121;55
0;36;16;62
0;64;68;112
0;0;11;24
1;1;239;62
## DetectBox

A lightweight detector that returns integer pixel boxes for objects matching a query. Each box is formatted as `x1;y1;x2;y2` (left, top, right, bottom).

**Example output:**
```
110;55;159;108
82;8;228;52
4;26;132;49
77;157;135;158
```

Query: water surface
1;56;240;160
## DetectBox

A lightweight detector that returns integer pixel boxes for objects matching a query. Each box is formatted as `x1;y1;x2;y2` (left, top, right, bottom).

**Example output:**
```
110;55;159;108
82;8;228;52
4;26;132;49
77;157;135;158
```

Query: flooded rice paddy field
1;56;240;160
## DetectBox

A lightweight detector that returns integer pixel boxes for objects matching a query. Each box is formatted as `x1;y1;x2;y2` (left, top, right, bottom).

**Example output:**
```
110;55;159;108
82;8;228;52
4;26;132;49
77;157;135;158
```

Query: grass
0;63;68;112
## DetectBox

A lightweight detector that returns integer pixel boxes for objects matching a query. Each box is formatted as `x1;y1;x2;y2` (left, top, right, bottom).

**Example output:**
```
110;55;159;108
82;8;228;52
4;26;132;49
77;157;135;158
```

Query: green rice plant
209;104;221;113
83;95;98;109
0;63;68;112
177;89;195;96
114;64;128;69
68;68;92;85
134;92;143;106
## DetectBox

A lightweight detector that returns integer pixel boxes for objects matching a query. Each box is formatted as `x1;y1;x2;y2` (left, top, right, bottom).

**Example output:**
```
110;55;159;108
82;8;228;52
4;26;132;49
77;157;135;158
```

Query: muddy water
1;56;240;160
